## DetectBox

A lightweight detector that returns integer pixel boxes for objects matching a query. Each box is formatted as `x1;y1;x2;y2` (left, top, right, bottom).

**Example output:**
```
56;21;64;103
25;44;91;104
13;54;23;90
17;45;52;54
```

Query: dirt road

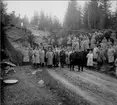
2;66;60;105
2;66;117;105
47;67;117;105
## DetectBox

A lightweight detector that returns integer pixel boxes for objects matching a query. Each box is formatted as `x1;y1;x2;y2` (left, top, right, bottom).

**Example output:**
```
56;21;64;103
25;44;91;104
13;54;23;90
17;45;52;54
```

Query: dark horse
69;51;86;71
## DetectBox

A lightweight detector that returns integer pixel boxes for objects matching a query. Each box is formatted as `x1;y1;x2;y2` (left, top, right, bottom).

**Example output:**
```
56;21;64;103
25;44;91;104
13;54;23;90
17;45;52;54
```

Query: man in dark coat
60;48;66;68
69;50;76;71
53;50;59;67
78;50;86;71
69;50;86;71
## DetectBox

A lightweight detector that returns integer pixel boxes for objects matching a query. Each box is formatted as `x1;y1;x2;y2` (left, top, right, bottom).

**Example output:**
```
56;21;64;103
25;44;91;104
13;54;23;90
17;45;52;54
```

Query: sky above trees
4;0;117;24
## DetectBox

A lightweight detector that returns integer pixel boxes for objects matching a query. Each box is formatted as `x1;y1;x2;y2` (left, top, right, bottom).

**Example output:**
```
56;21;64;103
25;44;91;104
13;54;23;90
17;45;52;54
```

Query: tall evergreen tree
77;4;82;28
23;15;29;28
9;11;17;26
1;2;10;26
16;14;20;27
88;0;99;29
82;1;89;29
52;16;62;33
63;0;79;31
30;11;39;27
38;10;46;31
98;0;111;29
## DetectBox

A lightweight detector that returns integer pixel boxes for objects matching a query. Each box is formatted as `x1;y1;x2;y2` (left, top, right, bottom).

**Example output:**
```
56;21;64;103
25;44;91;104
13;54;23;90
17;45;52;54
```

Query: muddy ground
1;66;117;105
1;66;90;105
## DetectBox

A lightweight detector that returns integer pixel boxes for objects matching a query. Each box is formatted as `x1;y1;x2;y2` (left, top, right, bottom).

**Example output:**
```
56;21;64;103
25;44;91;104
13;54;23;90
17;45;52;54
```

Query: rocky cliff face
6;27;30;50
3;26;31;65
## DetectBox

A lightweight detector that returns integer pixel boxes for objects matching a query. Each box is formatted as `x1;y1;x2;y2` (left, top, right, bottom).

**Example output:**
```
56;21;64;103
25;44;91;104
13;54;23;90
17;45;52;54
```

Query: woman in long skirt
107;45;115;66
32;46;40;69
46;48;53;68
87;50;93;69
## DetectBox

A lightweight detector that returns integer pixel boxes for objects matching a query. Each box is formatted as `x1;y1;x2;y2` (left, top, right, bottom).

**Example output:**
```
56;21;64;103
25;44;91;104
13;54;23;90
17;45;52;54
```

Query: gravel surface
1;66;60;105
52;67;117;105
2;66;117;105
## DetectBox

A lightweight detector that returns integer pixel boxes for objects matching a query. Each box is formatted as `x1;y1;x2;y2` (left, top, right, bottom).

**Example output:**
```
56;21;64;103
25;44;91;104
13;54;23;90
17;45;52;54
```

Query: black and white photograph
0;0;117;105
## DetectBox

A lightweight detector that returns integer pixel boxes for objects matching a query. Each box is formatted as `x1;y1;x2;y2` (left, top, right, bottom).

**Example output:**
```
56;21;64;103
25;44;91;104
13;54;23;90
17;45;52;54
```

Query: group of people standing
66;31;117;76
21;30;117;77
22;45;73;69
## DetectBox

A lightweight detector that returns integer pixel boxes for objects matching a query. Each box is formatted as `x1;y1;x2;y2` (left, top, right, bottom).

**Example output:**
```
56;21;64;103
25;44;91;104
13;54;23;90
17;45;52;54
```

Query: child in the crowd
87;50;93;69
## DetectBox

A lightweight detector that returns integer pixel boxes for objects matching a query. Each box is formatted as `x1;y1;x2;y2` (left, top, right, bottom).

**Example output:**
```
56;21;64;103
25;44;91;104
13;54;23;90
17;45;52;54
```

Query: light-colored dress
82;39;89;51
32;49;40;63
67;51;71;64
46;51;53;65
87;53;93;66
93;47;99;59
91;34;96;49
75;41;80;51
107;48;115;63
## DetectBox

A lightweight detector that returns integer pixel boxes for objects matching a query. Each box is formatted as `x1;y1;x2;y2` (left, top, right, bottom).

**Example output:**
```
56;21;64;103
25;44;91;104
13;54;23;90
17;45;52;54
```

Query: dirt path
2;66;60;105
47;68;117;105
2;66;117;105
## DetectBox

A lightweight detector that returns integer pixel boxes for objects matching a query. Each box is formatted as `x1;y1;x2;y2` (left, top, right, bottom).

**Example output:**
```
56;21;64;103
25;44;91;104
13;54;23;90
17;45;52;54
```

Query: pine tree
82;1;89;29
30;11;39;27
77;4;82;28
98;0;111;29
63;0;79;31
52;16;61;33
1;2;10;26
88;0;99;29
23;15;29;29
38;11;46;31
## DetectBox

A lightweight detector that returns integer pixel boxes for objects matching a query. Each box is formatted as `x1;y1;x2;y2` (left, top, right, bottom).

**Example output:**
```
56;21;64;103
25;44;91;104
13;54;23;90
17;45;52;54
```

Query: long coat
46;51;53;65
32;49;40;63
87;53;93;66
60;50;66;64
82;40;89;51
93;47;99;59
53;51;59;66
107;48;115;63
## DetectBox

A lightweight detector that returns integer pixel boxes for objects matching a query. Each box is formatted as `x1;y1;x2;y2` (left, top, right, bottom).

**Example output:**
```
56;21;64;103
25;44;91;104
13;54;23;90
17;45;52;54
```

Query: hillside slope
3;26;31;65
6;27;29;49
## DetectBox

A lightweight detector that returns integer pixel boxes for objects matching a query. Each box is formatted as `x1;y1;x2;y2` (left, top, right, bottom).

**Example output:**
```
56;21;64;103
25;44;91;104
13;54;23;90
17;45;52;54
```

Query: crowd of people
22;30;117;77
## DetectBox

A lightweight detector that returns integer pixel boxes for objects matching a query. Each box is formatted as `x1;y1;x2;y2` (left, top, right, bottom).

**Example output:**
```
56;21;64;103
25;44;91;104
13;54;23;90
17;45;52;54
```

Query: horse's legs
78;64;80;71
81;64;83;71
72;65;74;71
